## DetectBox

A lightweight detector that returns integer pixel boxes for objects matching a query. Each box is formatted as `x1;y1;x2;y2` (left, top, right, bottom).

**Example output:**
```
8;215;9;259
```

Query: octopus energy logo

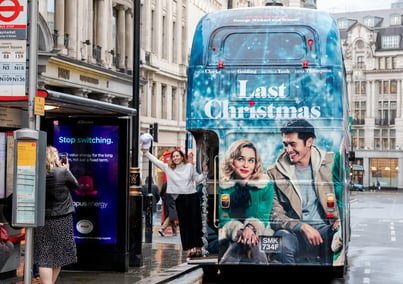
203;80;321;120
76;219;94;234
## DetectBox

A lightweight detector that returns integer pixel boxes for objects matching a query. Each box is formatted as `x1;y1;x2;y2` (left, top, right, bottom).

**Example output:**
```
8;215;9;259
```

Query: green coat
219;176;274;227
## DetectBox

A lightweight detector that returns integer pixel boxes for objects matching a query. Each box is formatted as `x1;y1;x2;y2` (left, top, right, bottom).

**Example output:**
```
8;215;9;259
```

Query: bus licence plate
259;236;281;253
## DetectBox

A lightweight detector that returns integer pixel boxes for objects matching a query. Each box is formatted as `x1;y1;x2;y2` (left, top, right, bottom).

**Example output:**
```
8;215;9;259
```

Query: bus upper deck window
221;32;306;62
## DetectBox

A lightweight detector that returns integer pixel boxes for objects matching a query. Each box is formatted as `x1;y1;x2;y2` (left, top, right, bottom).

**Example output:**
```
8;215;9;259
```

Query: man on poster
267;119;342;264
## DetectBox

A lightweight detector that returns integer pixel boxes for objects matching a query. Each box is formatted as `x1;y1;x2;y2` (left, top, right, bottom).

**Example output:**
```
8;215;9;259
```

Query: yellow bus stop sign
34;96;45;116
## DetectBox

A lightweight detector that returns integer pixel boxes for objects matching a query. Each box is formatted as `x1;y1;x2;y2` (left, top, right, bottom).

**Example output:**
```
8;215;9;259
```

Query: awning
0;89;137;117
45;90;137;116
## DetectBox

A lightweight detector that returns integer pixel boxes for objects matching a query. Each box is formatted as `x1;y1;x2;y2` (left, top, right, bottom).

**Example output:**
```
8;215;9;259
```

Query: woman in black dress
34;146;78;284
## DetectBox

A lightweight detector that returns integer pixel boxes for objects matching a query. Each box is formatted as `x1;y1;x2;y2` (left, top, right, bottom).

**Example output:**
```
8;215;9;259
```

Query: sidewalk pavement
1;210;203;284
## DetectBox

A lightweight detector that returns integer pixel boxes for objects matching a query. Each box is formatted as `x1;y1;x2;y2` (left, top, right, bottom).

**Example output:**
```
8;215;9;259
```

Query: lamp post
129;0;143;267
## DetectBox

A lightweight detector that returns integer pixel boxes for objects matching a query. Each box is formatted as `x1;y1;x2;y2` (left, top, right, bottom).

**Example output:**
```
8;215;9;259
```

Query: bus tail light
221;194;230;208
327;194;335;208
326;194;336;218
303;60;309;68
218;60;224;69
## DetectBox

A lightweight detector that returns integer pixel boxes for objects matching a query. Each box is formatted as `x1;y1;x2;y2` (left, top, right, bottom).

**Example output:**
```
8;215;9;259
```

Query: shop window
370;158;399;189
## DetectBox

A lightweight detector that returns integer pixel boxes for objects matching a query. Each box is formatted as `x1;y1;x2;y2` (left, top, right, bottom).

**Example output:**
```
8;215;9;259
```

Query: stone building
38;0;134;106
333;0;403;189
33;0;319;185
138;0;229;184
32;0;230;185
141;0;317;183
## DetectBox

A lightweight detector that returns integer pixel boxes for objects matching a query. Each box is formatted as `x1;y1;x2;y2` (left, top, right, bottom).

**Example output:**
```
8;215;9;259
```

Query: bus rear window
223;32;305;62
207;26;318;66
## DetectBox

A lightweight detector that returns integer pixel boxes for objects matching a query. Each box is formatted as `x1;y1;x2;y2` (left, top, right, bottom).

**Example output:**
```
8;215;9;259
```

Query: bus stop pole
25;0;39;283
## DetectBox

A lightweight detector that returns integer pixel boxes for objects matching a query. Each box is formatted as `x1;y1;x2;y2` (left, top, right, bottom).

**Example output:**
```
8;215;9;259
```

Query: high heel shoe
195;250;203;257
158;229;165;237
187;248;196;257
187;250;203;258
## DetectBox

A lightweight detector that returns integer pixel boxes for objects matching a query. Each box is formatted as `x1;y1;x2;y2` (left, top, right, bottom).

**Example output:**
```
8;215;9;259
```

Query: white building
38;0;134;105
32;0;229;186
31;0;319;186
139;0;316;184
333;0;403;189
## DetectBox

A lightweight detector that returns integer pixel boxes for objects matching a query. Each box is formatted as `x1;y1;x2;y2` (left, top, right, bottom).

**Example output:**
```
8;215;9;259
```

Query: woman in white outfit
141;146;207;257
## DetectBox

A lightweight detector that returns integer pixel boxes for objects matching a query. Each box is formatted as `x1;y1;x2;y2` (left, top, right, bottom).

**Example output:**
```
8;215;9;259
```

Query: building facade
140;0;311;185
138;0;230;185
33;0;317;187
333;0;403;190
38;0;134;105
33;0;230;186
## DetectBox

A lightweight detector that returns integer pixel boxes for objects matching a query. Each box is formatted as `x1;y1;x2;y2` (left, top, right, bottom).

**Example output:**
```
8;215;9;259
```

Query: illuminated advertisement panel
47;118;128;246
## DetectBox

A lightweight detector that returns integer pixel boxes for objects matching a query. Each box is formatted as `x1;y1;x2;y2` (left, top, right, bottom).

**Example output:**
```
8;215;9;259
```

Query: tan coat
267;145;340;232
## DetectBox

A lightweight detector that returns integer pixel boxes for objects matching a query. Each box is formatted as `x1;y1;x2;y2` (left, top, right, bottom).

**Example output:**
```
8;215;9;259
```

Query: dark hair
280;119;316;143
145;176;154;184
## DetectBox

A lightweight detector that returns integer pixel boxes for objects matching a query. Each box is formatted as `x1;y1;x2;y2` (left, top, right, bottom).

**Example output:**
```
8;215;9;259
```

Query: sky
316;0;395;13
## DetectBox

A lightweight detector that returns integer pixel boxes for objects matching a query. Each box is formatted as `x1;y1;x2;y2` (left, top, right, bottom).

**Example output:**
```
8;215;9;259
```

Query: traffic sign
0;0;27;40
0;0;24;22
34;96;45;116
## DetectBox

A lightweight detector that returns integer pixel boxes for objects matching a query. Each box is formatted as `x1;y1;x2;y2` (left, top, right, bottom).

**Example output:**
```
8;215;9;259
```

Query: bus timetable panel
186;7;350;277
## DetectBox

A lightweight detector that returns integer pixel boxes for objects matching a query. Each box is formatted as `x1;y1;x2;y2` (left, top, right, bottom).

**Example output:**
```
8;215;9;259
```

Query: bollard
129;167;143;266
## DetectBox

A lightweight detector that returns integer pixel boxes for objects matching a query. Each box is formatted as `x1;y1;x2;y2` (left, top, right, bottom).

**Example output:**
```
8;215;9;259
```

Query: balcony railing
375;118;395;125
352;118;365;125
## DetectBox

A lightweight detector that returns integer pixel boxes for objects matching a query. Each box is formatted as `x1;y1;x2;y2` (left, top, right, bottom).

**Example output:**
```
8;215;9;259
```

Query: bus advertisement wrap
186;7;351;278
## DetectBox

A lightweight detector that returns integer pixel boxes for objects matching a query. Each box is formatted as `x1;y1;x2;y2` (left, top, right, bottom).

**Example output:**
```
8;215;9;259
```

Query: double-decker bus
186;6;352;278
